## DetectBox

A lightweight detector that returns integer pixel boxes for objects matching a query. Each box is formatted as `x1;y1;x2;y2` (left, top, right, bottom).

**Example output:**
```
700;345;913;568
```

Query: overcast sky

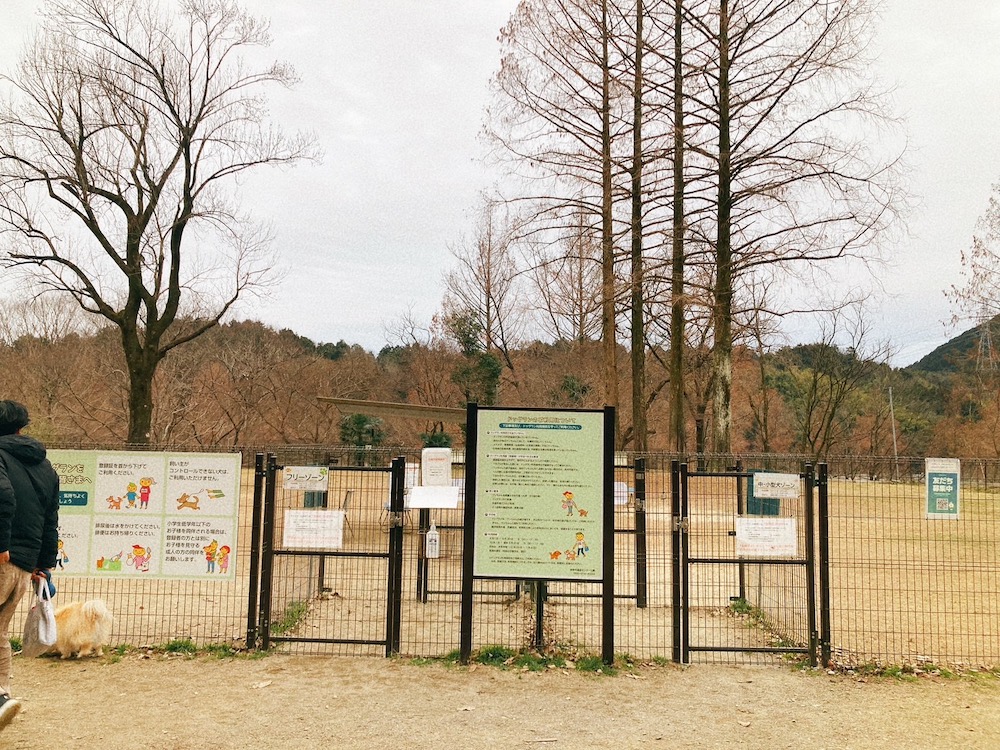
1;0;999;367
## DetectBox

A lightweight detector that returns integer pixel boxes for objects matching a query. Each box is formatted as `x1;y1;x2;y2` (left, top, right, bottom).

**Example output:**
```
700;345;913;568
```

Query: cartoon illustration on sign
176;493;200;510
218;545;231;574
551;531;591;562
96;551;124;572
127;544;152;572
56;539;69;569
560;490;587;517
125;482;138;508
175;488;226;512
203;539;219;573
139;476;155;508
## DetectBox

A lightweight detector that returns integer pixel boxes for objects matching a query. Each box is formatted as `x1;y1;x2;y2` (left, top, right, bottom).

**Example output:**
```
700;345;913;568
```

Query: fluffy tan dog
52;600;113;659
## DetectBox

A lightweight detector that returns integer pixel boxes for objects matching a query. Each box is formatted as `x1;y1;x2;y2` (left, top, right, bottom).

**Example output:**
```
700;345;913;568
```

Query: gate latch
673;516;689;533
387;511;405;528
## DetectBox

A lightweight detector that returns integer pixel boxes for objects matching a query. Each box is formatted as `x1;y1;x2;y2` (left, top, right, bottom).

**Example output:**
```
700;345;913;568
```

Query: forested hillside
1;312;994;459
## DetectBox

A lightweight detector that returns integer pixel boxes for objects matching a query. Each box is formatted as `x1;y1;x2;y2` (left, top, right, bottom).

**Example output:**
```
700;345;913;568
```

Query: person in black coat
0;401;59;731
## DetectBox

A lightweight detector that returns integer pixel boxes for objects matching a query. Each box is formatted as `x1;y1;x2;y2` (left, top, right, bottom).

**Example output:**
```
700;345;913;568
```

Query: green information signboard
925;457;960;520
472;408;606;581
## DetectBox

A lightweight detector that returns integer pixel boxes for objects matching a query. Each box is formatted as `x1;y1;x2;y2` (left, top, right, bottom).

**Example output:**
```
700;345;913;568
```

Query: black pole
803;463;818;668
417;507;430;602
680;461;690;664
386;456;406;656
670;459;681;662
818;463;832;667
634;457;647;608
736;459;746;602
259;453;278;650
245;453;265;650
459;403;479;664
317;488;329;594
601;406;616;666
534;581;546;648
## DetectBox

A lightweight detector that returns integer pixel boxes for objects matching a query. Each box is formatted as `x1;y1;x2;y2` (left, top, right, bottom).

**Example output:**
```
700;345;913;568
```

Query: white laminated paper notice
421;447;453;487
735;517;797;557
407;485;462;509
752;472;800;499
283;509;345;550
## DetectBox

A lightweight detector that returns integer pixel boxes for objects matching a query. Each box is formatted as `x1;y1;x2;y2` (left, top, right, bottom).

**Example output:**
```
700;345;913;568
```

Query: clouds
1;0;998;365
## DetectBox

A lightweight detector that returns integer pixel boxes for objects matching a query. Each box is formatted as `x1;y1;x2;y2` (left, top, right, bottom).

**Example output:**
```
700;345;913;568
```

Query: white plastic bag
21;577;57;657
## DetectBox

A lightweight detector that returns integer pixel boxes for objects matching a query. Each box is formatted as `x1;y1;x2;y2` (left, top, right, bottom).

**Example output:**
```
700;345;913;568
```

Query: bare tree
683;0;905;453
488;0;633;425
443;196;526;376
528;209;604;342
0;0;316;443
950;182;1000;323
777;309;891;459
0;290;97;344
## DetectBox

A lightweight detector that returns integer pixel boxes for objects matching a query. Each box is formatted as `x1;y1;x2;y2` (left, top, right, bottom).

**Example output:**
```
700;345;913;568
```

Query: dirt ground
2;653;1000;749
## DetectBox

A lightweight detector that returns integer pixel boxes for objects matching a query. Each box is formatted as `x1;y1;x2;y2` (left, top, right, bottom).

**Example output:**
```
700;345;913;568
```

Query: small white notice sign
283;510;344;549
282;466;329;492
421;447;453;487
735;517;798;557
407;485;462;509
752;472;800;499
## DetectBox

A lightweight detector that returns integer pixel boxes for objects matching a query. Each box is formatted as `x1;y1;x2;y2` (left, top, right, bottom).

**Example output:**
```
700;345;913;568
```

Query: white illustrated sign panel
50;450;242;580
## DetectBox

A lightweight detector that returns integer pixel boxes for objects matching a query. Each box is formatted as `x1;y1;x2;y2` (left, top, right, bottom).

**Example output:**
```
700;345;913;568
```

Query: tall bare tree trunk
710;0;733;454
601;0;620;434
630;0;647;452
669;0;686;453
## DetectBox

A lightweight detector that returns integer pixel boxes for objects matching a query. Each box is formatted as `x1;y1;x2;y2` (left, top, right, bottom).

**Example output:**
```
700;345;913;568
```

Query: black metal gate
671;460;829;666
253;454;406;655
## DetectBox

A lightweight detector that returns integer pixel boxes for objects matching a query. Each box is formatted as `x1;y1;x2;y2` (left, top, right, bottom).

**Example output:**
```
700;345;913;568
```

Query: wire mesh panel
400;458;542;657
264;463;395;655
31;443;1000;670
540;460;676;659
824;456;1000;670
681;465;815;665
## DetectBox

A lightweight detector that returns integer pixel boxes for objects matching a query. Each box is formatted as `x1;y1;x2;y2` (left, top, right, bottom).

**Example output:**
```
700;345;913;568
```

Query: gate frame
256;453;406;656
672;460;828;666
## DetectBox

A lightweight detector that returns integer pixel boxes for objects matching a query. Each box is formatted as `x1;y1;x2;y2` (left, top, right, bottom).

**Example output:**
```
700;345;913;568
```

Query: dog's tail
83;599;112;624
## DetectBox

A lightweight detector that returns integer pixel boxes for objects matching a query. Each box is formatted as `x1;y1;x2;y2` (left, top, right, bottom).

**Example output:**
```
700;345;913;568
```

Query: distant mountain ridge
908;316;1000;373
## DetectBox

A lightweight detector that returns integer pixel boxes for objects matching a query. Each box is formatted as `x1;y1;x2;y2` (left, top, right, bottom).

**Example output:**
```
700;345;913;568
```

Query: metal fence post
634;457;648;608
803;463;818;668
671;460;682;663
245;453;266;649
679;461;690;664
818;462;832;667
258;453;278;650
735;459;746;602
385;456;405;656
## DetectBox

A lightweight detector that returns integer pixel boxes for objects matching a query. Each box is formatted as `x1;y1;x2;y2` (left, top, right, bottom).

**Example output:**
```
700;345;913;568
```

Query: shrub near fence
15;445;1000;671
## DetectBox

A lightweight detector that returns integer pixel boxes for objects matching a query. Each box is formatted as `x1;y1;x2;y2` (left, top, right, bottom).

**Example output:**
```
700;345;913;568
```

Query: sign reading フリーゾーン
50;450;242;579
474;409;605;581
